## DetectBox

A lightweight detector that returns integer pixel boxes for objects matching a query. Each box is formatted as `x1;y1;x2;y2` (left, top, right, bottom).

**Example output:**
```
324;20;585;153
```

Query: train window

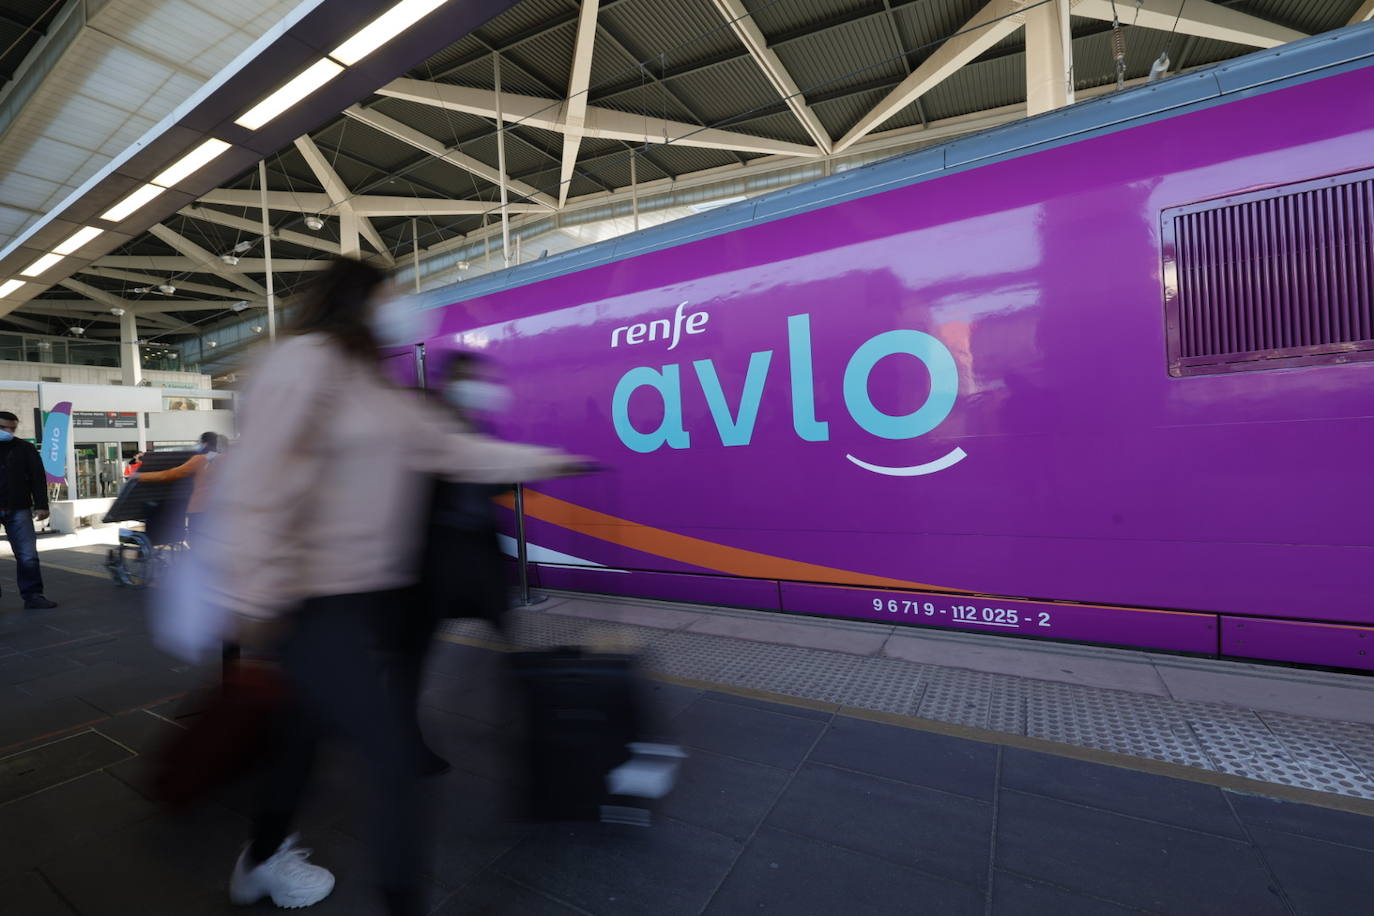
1161;168;1374;377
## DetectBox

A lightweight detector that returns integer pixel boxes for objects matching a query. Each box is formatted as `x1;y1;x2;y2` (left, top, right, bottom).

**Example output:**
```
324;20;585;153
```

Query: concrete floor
3;553;1373;914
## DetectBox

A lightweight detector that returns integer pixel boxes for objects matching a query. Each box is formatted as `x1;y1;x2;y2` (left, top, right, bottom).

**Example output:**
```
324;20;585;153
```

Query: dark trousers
0;509;43;599
251;591;422;916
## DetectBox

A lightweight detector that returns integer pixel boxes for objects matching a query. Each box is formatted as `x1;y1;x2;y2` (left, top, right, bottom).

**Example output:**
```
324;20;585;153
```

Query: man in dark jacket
0;411;56;609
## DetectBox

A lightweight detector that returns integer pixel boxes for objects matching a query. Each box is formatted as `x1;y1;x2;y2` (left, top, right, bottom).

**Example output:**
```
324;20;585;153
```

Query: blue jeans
0;510;44;599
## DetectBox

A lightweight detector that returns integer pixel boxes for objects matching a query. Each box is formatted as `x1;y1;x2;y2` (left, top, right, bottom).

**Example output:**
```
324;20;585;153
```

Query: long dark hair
290;257;385;360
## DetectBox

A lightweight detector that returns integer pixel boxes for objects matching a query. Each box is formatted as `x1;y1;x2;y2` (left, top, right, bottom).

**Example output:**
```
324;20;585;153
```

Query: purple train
411;26;1374;670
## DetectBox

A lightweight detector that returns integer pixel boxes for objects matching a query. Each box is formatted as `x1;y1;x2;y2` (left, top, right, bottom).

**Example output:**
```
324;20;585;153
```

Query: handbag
150;657;286;808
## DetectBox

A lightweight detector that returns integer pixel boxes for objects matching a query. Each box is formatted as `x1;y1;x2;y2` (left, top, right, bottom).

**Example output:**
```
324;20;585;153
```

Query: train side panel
421;61;1374;659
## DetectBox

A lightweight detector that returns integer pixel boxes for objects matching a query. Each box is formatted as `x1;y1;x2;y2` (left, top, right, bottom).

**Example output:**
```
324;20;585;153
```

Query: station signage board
73;411;140;429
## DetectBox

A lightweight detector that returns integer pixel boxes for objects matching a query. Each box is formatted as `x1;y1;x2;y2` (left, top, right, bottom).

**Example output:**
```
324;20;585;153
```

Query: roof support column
495;52;512;269
1025;0;1074;116
339;209;361;258
259;161;277;340
120;309;142;389
630;152;639;232
412;219;422;292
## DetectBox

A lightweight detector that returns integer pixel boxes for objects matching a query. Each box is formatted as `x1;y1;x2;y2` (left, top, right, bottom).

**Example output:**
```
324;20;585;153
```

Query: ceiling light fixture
158;284;176;295
235;59;344;130
110;307;126;316
221;254;240;265
231;300;249;312
53;226;104;256
232;241;253;254
0;279;26;298
330;0;450;65
20;253;64;277
101;184;166;222
152;139;232;188
69;326;85;336
207;340;218;348
251;325;263;333
304;215;324;231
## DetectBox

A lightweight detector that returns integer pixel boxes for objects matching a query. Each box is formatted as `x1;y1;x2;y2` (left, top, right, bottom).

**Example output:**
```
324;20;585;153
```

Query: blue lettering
612;365;691;453
842;329;958;440
693;351;772;447
786;314;829;442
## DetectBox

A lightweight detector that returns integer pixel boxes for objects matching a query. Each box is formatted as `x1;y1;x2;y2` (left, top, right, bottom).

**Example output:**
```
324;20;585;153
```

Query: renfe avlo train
401;26;1374;671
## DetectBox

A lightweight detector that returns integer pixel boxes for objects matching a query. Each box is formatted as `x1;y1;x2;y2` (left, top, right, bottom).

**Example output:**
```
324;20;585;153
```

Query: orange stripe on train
499;489;972;594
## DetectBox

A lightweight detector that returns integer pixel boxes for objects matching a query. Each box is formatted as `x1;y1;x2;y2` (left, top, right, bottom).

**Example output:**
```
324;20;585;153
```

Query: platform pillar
1025;0;1075;115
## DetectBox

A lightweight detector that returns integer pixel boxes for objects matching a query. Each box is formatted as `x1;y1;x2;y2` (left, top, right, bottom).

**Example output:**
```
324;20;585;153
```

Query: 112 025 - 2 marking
871;598;1052;630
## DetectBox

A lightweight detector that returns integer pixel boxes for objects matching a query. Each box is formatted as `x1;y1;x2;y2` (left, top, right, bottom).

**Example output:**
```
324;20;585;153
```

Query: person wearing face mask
390;352;517;776
209;258;593;916
0;411;55;610
135;431;221;547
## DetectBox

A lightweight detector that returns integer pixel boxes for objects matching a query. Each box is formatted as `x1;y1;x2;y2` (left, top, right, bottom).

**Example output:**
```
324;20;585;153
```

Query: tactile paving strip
1026;684;1212;769
445;605;1374;799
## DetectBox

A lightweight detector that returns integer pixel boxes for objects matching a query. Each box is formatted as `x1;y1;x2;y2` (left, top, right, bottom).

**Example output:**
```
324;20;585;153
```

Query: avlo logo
610;313;967;477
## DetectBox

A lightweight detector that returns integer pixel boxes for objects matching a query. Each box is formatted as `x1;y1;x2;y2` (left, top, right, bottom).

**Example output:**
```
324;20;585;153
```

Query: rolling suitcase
508;646;684;825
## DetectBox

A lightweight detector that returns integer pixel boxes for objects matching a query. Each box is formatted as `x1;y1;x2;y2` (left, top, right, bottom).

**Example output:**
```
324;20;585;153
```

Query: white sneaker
229;835;336;909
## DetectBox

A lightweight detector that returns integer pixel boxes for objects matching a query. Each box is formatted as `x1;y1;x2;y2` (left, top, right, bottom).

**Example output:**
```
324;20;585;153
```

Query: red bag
151;659;286;808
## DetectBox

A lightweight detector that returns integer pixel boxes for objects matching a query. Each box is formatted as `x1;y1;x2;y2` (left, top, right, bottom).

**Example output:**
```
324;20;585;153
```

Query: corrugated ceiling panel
811;84;887;137
507;26;577;94
576;144;673;187
724;109;817;146
446;129;554;180
894;0;986;56
411;36;487;78
1180;37;1261;70
776;14;907;98
637;144;743;178
591;82;702;125
578;136;625;159
370;98;495;149
588;28;646;95
1237;0;1364;33
743;0;867;39
664;56;784;125
478;0;575;45
434;56;551;97
601;0;740;69
919;51;1024;121
320;120;430;174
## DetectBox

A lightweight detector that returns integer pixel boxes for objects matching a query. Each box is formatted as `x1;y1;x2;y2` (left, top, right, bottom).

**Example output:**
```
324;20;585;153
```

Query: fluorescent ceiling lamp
153;139;231;188
235;59;344;130
330;0;449;65
20;253;63;277
102;184;167;222
52;226;104;256
0;279;25;297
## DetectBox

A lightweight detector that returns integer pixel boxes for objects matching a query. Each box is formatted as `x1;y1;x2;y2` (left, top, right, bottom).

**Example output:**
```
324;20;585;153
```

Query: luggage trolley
102;451;195;589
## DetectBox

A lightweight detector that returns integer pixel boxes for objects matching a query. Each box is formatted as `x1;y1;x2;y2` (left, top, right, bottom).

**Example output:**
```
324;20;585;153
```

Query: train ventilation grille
1162;168;1374;377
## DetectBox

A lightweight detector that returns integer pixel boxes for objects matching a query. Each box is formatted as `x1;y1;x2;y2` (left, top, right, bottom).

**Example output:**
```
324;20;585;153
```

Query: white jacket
206;334;571;620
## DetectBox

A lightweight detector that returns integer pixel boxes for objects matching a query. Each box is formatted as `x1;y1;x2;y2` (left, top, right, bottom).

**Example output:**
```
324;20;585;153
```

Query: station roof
1;0;1369;351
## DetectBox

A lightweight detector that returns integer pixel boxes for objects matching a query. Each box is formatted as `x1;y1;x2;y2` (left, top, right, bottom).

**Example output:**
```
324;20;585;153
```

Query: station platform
2;549;1373;915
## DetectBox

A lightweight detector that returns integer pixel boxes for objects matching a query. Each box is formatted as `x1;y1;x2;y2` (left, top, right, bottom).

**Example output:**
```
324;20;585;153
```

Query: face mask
444;380;511;414
369;293;439;349
0;430;14;442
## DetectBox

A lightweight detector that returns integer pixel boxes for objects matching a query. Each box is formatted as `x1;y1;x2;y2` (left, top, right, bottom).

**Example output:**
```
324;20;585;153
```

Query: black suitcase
508;647;681;825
